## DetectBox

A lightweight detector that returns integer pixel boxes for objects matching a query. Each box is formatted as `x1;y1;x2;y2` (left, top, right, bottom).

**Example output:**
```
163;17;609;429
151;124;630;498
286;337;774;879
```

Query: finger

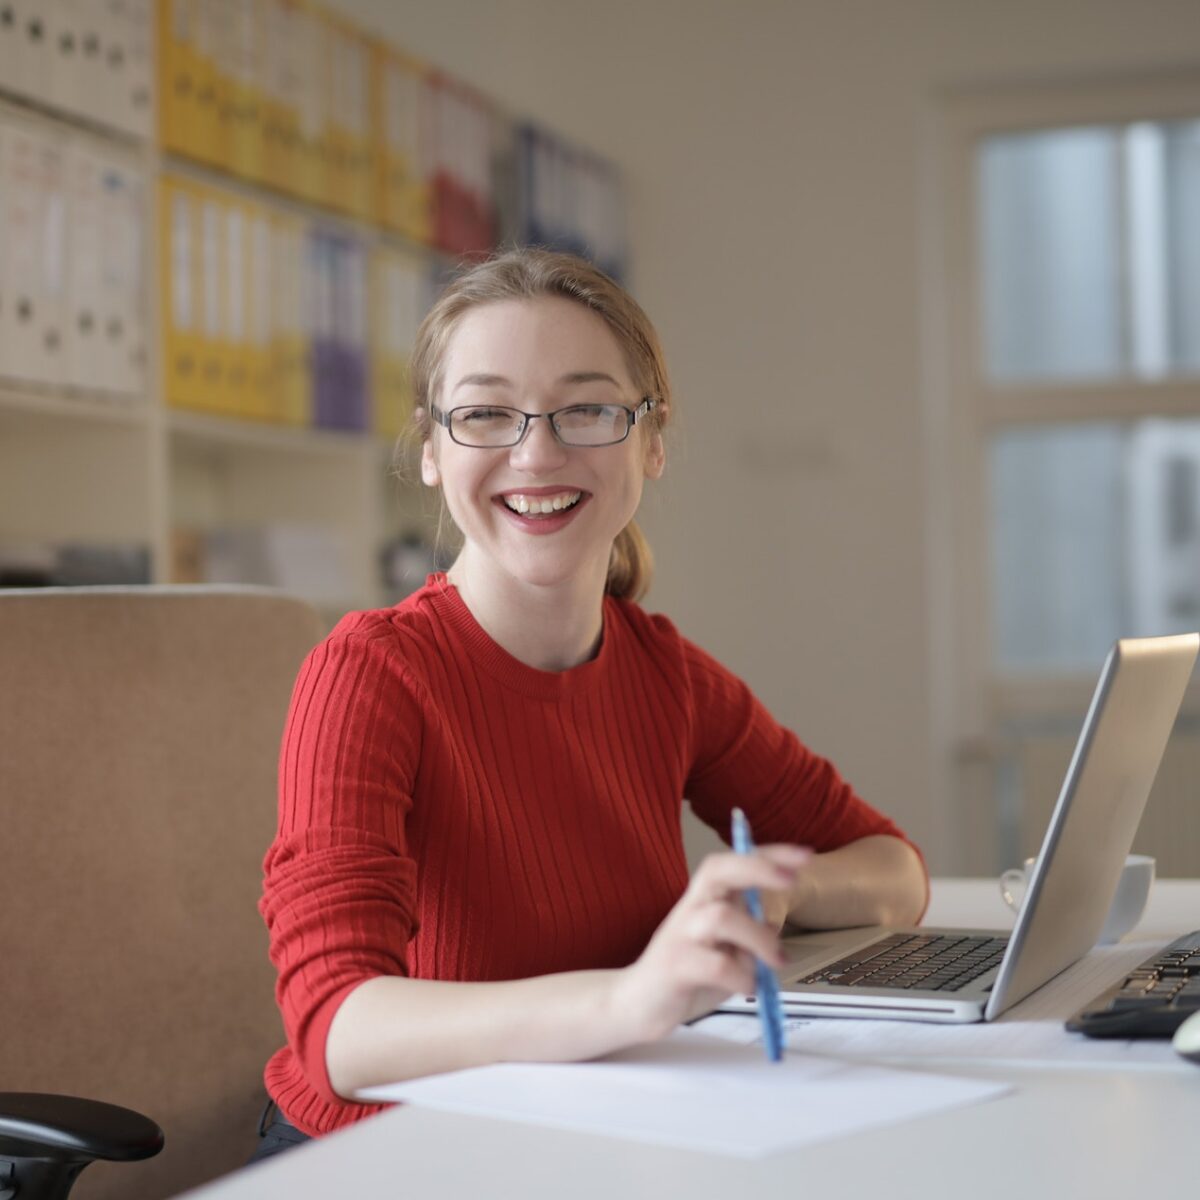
688;851;806;904
709;948;758;998
685;946;758;998
757;843;813;868
759;888;791;932
684;900;785;966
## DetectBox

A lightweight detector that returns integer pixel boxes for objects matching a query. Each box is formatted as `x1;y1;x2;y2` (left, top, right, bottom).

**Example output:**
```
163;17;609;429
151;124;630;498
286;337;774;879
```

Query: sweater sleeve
259;618;422;1108
682;638;922;863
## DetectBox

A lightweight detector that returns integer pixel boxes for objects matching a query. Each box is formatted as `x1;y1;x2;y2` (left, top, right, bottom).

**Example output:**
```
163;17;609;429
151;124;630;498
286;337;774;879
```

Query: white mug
999;853;1156;944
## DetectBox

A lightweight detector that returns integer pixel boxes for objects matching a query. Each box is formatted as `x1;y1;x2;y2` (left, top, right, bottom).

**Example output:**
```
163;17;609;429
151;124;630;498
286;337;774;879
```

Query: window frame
921;70;1200;872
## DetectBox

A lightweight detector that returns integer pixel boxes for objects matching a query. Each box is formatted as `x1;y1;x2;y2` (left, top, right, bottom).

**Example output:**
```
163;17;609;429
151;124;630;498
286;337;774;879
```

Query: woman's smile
494;485;591;535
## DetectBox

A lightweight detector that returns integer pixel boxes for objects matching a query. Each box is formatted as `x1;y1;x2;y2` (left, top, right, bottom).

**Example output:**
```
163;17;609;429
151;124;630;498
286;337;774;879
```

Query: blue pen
731;807;786;1063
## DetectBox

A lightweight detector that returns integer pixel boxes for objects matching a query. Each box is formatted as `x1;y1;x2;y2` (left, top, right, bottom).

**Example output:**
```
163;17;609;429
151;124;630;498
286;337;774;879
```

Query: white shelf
0;64;433;617
0;87;149;150
0;383;150;429
167;409;383;459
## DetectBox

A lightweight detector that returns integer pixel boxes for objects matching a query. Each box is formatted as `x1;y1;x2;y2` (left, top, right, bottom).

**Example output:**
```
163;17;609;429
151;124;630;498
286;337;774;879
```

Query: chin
499;545;603;592
507;560;587;590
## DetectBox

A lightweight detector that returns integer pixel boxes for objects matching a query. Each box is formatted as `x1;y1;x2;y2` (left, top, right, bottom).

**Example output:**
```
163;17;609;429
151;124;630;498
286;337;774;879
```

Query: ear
643;430;665;480
420;439;441;487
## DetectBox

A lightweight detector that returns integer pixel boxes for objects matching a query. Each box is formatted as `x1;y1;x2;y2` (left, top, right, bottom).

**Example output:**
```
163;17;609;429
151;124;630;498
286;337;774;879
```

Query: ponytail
607;520;653;602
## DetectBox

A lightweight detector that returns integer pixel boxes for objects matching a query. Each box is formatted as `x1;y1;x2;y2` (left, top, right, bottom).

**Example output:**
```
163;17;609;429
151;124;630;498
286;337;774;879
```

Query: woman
253;249;927;1156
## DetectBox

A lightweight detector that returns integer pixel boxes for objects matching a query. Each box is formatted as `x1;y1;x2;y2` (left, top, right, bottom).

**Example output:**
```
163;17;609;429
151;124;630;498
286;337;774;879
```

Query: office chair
0;1093;163;1200
0;587;324;1200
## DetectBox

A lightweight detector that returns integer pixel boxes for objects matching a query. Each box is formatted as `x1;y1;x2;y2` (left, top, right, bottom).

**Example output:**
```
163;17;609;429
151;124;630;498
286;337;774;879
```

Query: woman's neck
446;551;608;672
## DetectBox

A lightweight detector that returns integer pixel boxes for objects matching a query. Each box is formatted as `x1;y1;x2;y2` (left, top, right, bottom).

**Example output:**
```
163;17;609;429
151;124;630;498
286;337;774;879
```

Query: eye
457;406;514;424
559;403;618;425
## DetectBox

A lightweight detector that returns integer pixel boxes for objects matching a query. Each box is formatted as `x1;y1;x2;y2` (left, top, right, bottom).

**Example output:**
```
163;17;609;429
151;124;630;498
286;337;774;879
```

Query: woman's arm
326;970;629;1095
677;641;928;934
773;834;927;931
324;843;809;1097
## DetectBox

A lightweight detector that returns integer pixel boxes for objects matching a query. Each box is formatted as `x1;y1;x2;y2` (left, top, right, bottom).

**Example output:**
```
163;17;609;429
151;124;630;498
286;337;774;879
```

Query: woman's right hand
608;844;811;1044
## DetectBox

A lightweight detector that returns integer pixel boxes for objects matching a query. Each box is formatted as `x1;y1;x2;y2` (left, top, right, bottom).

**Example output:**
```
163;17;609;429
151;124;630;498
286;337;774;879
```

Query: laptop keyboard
1066;930;1200;1037
798;932;1009;992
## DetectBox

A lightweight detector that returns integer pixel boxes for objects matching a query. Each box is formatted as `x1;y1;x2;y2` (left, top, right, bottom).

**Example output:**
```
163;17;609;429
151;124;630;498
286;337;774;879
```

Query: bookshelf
0;0;625;618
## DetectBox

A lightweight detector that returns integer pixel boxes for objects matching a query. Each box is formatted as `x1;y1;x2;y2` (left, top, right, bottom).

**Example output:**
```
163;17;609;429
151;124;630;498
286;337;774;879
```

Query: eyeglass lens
451;404;631;447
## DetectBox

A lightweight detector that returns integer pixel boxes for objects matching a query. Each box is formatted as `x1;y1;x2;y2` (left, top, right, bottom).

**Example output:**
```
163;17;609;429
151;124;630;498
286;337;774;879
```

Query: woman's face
422;296;664;593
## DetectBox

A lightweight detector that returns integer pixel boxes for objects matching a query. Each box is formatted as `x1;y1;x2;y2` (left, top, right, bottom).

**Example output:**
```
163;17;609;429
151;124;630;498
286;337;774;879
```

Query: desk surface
182;879;1200;1200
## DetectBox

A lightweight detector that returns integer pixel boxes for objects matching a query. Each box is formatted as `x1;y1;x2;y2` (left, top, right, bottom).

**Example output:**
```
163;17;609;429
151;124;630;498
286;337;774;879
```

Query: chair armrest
0;1092;164;1162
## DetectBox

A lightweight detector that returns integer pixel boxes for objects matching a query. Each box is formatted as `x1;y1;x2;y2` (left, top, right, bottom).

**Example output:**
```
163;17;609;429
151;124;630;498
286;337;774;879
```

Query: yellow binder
291;0;328;208
261;0;300;193
373;43;433;245
222;193;253;419
159;174;205;412
192;0;227;168
245;200;274;422
196;182;229;413
270;210;311;426
228;0;266;184
163;0;206;164
324;14;374;221
371;243;425;439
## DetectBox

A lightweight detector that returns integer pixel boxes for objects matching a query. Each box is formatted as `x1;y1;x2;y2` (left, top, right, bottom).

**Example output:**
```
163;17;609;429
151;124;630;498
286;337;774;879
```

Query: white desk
181;879;1200;1200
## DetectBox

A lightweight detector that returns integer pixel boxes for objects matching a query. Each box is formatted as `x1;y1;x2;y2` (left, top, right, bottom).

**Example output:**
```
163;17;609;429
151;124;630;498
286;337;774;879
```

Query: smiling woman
253;248;929;1157
411;251;672;610
415;291;665;668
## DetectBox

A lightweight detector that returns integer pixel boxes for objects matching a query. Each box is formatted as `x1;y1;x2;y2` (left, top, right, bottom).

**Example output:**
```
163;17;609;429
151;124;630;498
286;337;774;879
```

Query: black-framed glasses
429;397;658;448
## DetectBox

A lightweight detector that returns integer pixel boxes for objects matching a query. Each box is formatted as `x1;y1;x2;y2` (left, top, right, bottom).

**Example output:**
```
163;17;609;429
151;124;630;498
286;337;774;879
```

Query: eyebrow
452;371;622;393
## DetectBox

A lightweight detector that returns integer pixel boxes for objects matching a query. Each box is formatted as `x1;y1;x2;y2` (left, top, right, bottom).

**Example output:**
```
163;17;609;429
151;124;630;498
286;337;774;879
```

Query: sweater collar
418;573;619;699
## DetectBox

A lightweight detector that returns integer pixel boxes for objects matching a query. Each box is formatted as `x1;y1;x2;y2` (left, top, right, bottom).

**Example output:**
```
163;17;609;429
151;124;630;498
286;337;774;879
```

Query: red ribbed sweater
260;574;921;1135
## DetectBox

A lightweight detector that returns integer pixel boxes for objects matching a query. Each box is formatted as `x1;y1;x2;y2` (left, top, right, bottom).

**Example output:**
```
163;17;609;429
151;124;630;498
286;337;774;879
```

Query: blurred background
3;0;1200;878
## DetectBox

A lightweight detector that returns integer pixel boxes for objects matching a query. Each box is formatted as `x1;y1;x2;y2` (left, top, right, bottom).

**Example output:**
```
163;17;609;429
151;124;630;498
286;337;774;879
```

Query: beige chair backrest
0;586;324;1200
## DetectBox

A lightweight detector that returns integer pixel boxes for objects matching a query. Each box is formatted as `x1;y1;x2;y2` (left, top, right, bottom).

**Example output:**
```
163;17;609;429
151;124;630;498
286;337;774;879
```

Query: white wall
330;0;1200;871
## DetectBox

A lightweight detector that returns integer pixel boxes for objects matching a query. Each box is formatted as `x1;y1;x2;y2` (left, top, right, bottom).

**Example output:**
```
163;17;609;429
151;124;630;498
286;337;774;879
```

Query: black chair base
0;1153;88;1200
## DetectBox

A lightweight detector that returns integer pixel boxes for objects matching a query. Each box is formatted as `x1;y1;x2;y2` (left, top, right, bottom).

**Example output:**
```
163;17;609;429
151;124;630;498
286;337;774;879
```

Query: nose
509;414;568;472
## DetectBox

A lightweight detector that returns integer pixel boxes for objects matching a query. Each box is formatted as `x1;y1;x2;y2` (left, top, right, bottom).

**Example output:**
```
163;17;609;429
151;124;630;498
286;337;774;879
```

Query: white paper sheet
357;1028;1010;1158
695;938;1193;1071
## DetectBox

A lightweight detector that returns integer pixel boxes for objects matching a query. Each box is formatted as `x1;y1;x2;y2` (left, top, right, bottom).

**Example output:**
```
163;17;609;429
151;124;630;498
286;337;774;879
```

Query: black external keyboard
1066;930;1200;1038
798;932;1009;992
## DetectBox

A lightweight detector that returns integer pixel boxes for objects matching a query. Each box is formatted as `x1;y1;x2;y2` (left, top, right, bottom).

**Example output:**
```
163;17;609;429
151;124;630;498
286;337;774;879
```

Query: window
980;119;1200;385
929;82;1200;874
990;418;1200;673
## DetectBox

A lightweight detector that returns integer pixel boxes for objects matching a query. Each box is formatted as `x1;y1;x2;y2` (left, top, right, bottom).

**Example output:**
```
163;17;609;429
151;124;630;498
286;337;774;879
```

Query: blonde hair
409;248;671;602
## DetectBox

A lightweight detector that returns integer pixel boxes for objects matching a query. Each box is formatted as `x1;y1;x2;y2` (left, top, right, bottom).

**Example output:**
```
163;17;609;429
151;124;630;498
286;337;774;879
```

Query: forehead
442;297;633;388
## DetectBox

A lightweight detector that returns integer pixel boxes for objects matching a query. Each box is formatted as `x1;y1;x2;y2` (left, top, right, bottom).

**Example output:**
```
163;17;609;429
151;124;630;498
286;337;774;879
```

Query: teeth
503;491;581;516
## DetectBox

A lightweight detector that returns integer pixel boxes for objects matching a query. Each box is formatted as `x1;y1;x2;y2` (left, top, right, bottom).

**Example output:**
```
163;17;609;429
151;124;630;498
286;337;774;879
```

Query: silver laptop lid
984;633;1199;1020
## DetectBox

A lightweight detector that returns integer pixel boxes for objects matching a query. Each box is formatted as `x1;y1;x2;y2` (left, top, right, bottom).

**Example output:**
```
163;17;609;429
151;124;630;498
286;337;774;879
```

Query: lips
492;488;591;534
500;490;582;516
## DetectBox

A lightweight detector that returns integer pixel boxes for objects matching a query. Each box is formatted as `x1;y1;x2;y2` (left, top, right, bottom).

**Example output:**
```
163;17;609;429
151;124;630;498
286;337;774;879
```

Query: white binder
63;138;105;390
0;4;15;93
48;0;85;116
6;1;54;108
68;1;110;126
120;0;155;139
0;117;68;386
99;150;147;395
91;0;121;133
0;119;9;383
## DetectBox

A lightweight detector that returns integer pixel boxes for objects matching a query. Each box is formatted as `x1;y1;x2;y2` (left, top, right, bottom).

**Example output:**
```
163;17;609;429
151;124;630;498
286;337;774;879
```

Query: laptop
720;633;1199;1024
